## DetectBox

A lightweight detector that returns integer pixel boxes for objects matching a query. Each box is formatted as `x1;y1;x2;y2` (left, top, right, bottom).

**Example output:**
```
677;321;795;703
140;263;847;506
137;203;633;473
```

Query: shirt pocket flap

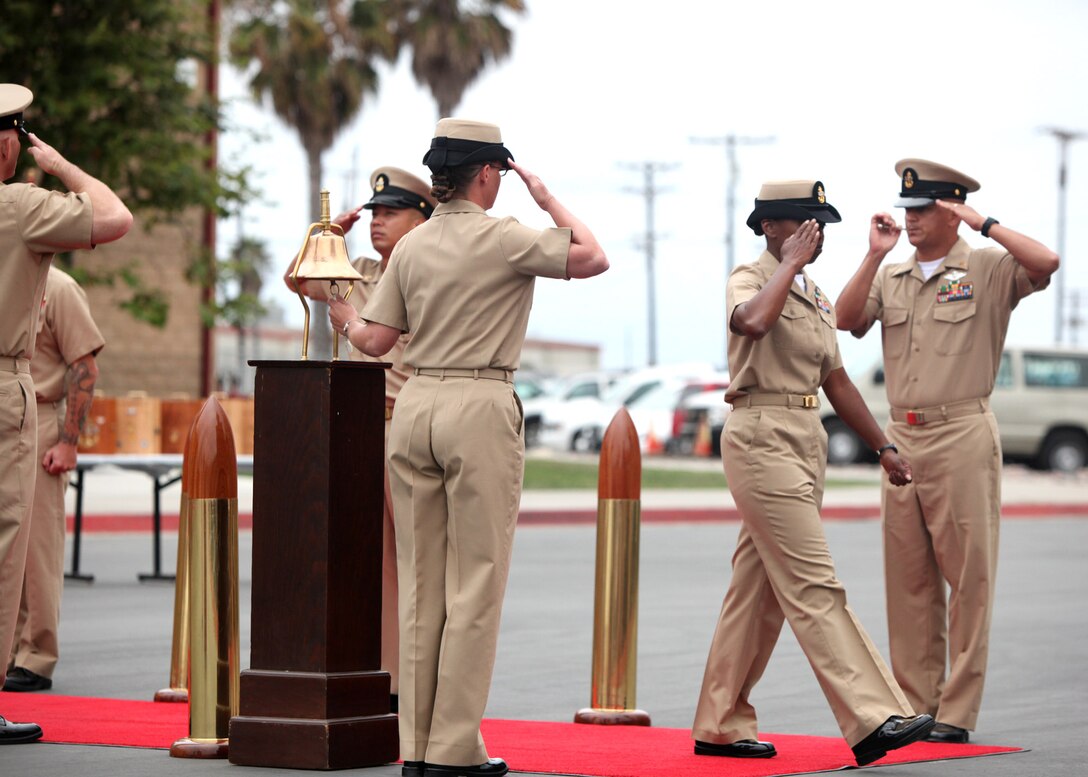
933;303;977;323
883;306;909;327
780;304;806;321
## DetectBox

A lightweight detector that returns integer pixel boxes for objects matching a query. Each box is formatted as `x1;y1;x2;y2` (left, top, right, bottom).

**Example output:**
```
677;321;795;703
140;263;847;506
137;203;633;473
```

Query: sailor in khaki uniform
5;266;104;693
692;181;934;768
0;83;131;744
285;166;434;710
329;119;608;777
835;160;1059;743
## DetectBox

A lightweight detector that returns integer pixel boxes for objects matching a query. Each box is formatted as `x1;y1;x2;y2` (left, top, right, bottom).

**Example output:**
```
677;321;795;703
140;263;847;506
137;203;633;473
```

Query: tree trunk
305;144;332;360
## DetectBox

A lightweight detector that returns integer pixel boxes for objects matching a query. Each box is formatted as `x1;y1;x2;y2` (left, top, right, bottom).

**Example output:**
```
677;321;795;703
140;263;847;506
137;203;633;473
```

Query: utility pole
691;134;775;365
1041;126;1087;345
621;162;676;367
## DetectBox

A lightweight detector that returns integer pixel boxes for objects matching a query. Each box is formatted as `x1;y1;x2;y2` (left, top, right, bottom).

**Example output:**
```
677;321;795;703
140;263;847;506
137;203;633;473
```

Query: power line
1040;126;1087;345
621;161;677;367
690;134;775;365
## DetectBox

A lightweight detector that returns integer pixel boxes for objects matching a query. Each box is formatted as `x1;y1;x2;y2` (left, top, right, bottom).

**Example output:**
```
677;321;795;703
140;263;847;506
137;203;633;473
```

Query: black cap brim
746;202;841;235
894;195;938;208
364;186;434;217
423;138;514;171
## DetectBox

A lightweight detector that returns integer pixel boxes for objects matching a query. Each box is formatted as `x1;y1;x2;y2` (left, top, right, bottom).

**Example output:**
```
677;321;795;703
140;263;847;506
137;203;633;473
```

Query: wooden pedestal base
229;714;398;770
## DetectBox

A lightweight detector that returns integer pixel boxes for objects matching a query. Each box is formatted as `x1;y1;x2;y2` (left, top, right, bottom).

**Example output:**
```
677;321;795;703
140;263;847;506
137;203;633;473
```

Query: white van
822;346;1088;472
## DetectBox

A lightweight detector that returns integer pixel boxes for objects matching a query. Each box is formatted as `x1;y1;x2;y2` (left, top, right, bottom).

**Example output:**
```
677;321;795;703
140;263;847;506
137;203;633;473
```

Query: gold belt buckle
802;394;818;408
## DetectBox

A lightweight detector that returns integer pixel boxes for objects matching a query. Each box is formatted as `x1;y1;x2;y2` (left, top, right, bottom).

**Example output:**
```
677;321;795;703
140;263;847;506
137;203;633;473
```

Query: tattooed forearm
60;354;99;446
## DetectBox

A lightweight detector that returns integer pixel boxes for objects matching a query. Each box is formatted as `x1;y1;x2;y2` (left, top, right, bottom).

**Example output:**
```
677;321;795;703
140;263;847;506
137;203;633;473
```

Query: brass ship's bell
289;189;364;360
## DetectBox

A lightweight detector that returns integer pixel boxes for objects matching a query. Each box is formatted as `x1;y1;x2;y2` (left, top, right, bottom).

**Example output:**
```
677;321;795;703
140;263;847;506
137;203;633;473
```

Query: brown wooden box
78;395;119;453
115;394;162;454
160;397;204;454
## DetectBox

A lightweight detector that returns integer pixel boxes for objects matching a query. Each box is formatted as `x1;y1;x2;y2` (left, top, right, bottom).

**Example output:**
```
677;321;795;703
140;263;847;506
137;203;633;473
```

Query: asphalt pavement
2;459;1087;776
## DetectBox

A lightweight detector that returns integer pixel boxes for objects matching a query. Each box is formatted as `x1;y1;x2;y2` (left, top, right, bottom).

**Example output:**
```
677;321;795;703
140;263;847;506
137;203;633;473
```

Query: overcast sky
219;0;1088;374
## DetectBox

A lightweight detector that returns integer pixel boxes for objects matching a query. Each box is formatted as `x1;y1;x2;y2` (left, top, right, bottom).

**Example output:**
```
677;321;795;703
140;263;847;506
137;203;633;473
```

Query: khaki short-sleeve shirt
347;257;410;402
362;199;571;371
0;182;94;359
32;266;106;403
849;237;1040;407
724;251;843;403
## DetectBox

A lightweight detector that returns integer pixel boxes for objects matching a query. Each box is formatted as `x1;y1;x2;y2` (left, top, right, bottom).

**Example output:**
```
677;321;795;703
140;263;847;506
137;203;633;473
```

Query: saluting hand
881;449;913;487
333;204;365;235
25;133;68;178
780;219;821;271
935;200;985;231
508;159;554;210
869;212;901;255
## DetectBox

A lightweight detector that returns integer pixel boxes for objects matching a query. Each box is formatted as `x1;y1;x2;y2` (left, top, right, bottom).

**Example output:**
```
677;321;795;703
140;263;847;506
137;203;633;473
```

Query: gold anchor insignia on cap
904;170;915;189
375;174;387;192
817;185;826;204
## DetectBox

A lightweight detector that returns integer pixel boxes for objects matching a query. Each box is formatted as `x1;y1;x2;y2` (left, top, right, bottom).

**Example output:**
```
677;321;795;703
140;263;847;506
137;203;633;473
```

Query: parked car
671;386;732;456
535;363;721;453
821;346;1088;471
523;371;622;449
515;373;550;403
625;375;731;454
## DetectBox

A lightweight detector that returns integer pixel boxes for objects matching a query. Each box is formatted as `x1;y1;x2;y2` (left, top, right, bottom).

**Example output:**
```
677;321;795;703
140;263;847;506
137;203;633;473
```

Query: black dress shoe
401;760;425;777
425;758;508;777
694;738;777;758
0;716;43;745
3;667;52;692
852;714;935;766
926;722;970;743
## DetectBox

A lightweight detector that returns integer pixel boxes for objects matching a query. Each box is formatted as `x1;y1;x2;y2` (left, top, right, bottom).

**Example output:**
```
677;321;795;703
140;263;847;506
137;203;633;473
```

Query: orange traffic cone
645;424;664;455
693;415;712;457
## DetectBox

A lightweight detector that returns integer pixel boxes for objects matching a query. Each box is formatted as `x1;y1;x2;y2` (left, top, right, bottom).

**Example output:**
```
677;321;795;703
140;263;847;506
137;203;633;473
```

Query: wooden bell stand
228;360;397;769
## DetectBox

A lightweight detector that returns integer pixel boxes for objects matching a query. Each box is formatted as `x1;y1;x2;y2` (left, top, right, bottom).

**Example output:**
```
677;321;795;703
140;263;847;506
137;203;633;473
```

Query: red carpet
3;694;1022;776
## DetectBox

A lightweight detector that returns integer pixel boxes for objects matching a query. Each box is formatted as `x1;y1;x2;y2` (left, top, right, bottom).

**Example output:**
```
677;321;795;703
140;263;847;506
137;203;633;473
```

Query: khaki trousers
11;404;67;677
693;407;911;747
0;369;37;675
380;415;398;694
882;412;1001;731
389;375;523;766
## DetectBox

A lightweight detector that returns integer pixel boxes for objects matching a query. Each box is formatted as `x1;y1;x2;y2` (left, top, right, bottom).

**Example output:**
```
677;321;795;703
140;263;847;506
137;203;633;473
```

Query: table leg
138;472;180;582
65;467;95;583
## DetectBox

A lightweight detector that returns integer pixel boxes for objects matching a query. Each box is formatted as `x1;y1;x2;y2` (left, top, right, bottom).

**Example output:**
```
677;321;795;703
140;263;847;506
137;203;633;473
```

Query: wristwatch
876;443;898;456
981;217;999;237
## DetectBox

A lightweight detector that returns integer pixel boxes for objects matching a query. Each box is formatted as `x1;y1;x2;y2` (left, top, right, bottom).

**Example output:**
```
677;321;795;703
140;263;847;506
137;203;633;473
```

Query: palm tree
229;0;396;356
391;0;526;118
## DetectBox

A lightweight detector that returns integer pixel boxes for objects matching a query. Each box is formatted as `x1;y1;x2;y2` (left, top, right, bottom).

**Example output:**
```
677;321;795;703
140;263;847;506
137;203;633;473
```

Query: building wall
71;211;206;398
521;338;600;376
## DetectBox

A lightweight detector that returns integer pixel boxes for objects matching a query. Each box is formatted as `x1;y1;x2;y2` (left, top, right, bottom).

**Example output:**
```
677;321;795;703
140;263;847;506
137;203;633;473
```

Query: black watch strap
876;443;898;456
981;217;999;237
